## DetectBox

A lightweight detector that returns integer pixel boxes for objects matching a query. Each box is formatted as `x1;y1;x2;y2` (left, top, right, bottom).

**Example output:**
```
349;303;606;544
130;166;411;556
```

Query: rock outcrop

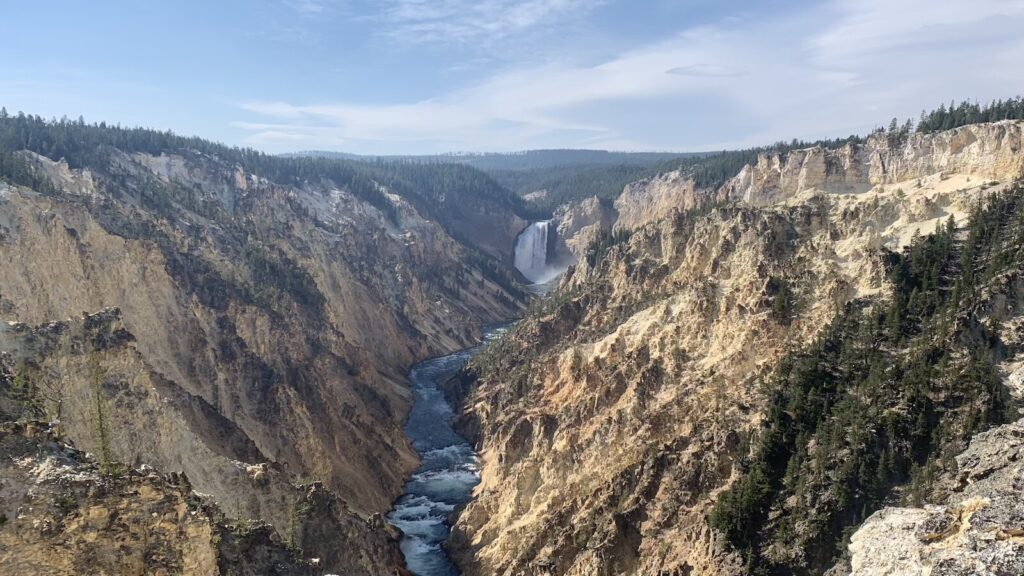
844;418;1024;576
0;309;405;572
611;121;1024;233
614;169;718;231
723;122;1024;206
551;196;617;260
0;421;343;575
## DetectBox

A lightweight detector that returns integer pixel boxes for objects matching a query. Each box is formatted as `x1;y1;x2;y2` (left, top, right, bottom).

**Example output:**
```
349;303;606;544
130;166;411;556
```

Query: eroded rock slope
0;119;527;573
450;121;1024;576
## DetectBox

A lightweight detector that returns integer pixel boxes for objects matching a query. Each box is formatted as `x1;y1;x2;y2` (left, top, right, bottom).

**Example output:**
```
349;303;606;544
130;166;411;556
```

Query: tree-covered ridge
294;149;692;171
916;97;1024;134
709;184;1024;575
0;110;535;224
489;163;654;213
495;97;1023;214
490;136;863;214
645;133;864;190
0;109;529;312
356;159;544;221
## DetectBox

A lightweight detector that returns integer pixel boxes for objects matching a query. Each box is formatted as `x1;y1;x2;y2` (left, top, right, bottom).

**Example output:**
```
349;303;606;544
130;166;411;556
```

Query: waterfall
514;221;557;284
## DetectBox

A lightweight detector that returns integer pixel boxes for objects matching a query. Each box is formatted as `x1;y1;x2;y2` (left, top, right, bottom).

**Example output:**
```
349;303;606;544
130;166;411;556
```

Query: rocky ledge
842;418;1024;576
0;421;318;575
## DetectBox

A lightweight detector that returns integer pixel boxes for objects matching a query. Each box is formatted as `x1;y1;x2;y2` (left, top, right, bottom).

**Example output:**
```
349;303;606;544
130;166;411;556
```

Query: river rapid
387;326;508;575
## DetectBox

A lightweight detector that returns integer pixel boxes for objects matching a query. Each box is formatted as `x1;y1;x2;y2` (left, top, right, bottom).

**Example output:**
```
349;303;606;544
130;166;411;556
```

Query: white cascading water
514;221;559;284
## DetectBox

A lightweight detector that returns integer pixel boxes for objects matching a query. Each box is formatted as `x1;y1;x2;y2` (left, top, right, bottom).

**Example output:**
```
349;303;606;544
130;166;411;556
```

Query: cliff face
551;196;617;260
450;122;1024;576
609;121;1024;233
724;121;1024;207
0;309;407;573
614;170;718;231
0;144;525;572
451;200;871;576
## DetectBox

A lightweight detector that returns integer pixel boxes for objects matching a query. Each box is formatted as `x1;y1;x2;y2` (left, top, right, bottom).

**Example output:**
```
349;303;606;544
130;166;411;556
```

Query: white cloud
377;0;605;45
810;0;1024;63
236;0;1024;153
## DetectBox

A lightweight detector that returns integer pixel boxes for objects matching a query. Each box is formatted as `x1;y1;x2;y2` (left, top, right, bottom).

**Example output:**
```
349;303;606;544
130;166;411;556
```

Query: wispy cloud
376;0;605;45
236;0;1024;153
810;0;1024;63
665;64;745;78
286;0;344;15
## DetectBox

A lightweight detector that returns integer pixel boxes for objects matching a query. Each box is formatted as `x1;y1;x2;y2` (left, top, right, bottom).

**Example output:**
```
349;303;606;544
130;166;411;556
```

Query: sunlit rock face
552;196;617;260
449;121;1024;576
844;418;1024;576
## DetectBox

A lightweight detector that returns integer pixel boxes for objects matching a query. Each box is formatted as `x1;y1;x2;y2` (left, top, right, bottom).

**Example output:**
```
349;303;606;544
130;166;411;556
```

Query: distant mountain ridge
287;149;700;172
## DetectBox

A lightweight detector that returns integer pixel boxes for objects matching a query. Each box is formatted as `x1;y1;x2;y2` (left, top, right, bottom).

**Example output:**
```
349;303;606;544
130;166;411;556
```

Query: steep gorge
4;113;1024;576
0;119;528;574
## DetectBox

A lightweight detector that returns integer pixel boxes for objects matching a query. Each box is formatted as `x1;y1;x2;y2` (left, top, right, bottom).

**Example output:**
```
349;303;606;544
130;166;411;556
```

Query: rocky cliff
608;121;1024;233
723;121;1024;206
449;121;1024;576
0;420;373;575
843;417;1024;576
0;120;527;573
551;196;617;261
0;308;410;573
614;169;718;231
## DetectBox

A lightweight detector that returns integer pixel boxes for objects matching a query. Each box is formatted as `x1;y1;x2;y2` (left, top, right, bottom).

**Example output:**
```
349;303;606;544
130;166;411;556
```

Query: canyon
2;114;1024;576
0;119;527;575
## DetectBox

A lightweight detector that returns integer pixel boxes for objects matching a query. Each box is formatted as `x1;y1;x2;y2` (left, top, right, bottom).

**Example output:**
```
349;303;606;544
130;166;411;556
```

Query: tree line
916;97;1024;133
0;109;537;225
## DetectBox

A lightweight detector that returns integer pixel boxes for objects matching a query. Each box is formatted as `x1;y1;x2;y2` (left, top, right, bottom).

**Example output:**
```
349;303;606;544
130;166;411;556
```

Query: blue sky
2;0;1023;154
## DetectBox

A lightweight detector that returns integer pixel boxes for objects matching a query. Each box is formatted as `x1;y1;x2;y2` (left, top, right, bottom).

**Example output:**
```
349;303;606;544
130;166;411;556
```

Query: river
387;326;508;575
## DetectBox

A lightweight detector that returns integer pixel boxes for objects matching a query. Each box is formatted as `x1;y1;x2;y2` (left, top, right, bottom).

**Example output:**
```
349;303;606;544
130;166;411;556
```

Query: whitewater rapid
387;327;508;575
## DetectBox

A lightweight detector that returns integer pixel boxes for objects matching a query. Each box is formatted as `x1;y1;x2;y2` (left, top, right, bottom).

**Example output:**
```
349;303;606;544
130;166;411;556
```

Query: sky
2;0;1023;154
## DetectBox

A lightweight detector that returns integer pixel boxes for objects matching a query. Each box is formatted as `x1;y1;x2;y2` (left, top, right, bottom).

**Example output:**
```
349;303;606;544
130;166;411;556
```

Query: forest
296;149;688;171
916;97;1024;133
491;135;863;213
494;97;1024;213
0;110;532;314
0;110;537;226
3;97;1020;221
709;183;1024;575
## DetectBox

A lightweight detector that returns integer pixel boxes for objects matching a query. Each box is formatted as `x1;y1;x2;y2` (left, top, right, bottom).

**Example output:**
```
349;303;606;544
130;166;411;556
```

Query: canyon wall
451;121;1024;575
724;121;1024;206
552;196;617;260
0;144;526;573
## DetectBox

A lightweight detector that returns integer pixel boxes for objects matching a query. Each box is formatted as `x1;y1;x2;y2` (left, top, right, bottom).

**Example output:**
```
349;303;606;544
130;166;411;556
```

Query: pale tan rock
610;121;1024;234
552;196;617;259
615;169;717;230
452;121;1024;576
846;419;1024;576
